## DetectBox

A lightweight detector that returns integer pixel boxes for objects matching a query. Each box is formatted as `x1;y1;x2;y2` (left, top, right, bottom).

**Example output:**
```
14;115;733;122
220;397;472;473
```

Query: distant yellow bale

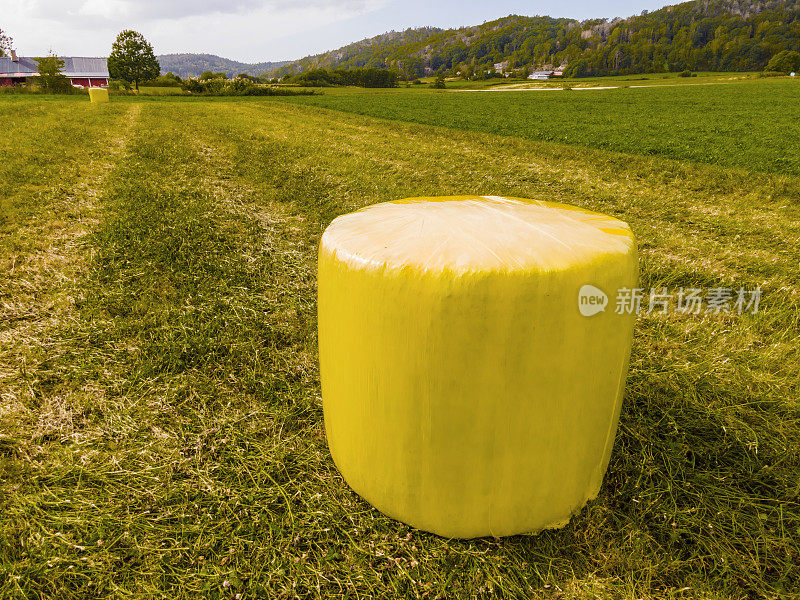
318;195;638;538
88;88;109;103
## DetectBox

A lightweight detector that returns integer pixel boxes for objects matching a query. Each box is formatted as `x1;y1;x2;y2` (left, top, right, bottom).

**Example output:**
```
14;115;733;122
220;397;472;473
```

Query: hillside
270;27;443;77
157;53;291;78
272;0;800;78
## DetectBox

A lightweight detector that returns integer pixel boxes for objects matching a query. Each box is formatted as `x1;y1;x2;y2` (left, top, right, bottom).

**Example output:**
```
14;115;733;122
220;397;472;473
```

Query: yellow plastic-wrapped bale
318;196;638;538
89;88;109;103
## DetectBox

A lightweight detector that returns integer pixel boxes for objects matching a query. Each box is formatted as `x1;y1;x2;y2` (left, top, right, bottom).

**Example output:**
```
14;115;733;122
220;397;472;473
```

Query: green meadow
1;77;799;599
278;77;800;176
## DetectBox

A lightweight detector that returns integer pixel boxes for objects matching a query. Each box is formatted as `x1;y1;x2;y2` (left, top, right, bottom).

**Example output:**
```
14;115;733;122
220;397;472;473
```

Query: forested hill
270;27;443;78
272;0;800;78
157;54;291;78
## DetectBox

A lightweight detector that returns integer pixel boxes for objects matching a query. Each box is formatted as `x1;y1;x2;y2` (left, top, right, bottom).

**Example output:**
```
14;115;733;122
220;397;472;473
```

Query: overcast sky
4;0;671;63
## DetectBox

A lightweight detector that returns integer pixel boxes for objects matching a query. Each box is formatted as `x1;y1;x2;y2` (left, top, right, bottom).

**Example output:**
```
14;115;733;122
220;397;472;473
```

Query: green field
1;78;799;599
277;78;800;176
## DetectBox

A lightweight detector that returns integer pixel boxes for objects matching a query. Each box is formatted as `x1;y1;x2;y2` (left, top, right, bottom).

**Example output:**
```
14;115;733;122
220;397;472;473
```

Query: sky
3;0;672;63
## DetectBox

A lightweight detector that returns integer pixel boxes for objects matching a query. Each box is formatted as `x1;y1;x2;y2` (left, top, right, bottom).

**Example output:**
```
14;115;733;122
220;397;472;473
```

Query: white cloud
151;0;390;57
1;0;390;60
12;0;384;22
76;0;131;20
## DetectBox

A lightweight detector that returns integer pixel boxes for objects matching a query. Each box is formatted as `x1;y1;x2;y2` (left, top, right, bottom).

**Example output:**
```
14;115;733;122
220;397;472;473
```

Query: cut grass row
0;101;134;448
1;97;799;598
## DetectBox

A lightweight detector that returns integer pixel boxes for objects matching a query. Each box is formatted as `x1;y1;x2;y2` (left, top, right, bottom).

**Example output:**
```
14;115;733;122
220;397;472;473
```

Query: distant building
0;52;109;88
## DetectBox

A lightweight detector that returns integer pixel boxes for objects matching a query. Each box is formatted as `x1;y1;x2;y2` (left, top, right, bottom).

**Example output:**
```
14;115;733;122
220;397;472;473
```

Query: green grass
407;71;757;89
275;77;800;176
132;86;188;96
1;89;799;599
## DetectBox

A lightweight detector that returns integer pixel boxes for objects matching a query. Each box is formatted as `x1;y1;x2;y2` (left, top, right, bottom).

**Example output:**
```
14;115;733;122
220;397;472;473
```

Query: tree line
273;0;800;78
285;68;399;88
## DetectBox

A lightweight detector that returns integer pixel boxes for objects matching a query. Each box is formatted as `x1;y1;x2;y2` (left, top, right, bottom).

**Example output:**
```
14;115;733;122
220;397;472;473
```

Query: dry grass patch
0;103;138;442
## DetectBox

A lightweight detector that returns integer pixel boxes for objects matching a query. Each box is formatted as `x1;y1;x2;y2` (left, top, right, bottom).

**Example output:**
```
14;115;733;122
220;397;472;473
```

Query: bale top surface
321;196;634;273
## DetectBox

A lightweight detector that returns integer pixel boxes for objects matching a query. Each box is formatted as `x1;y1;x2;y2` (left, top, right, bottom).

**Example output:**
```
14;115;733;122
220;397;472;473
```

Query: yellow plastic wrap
88;88;109;103
318;196;637;538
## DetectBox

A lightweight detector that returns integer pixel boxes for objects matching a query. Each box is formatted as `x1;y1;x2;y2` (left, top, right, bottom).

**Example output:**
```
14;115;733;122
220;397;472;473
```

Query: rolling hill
270;0;800;78
157;0;800;80
156;53;291;78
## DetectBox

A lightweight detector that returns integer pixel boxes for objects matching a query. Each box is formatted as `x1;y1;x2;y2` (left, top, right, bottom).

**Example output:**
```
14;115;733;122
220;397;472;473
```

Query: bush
27;77;77;94
287;68;398;88
35;54;76;94
0;82;84;95
679;70;692;77
144;73;183;87
765;50;800;74
200;71;228;81
110;79;133;90
0;85;39;95
430;74;446;89
180;76;318;96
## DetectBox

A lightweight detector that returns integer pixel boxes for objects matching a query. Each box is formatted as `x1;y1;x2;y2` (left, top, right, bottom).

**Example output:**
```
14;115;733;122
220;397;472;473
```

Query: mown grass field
1;78;799;599
279;78;800;176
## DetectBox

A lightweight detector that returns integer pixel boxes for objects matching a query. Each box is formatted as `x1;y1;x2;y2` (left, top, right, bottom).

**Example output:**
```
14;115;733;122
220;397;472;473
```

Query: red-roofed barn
0;51;109;87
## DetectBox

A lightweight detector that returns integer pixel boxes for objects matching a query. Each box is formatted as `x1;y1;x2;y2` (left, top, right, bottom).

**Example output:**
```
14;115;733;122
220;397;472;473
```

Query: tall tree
107;30;160;91
35;52;71;93
0;27;12;57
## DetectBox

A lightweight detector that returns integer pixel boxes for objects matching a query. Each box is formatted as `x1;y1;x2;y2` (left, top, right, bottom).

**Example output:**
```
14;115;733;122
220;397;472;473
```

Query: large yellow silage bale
88;88;109;103
318;195;638;538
